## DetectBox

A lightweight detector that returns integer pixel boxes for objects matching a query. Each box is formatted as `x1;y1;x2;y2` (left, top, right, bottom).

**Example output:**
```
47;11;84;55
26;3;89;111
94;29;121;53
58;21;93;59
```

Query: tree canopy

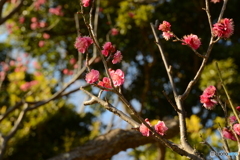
0;0;240;159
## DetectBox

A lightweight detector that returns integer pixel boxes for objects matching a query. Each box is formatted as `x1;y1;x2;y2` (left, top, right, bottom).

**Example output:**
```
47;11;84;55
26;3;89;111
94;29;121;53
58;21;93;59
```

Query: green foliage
4;106;94;160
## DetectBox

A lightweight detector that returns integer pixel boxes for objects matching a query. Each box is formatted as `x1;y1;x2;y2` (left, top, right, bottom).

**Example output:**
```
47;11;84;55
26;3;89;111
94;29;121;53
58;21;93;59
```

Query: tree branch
47;118;179;160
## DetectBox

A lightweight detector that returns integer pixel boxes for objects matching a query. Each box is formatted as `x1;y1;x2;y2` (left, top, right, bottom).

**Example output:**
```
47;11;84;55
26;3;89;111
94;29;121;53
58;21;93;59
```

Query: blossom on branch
233;124;240;136
162;32;174;41
109;69;124;87
139;118;152;137
229;116;237;124
222;128;237;141
212;18;234;38
158;21;171;32
85;69;99;84
74;36;93;53
112;51;123;64
154;121;168;136
200;86;217;110
98;77;112;89
101;42;115;57
182;34;201;50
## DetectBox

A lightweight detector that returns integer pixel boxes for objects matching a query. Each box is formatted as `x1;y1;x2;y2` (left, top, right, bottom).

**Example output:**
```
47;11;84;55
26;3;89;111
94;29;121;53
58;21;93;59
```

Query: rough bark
48;118;179;160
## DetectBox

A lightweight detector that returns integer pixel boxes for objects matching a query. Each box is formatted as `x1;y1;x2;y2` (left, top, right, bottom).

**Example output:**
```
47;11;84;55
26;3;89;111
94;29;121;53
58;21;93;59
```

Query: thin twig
200;134;222;160
215;62;240;124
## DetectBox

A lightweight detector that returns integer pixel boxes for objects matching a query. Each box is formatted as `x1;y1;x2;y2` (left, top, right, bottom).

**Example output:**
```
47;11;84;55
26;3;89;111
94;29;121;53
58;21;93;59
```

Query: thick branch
47;118;179;160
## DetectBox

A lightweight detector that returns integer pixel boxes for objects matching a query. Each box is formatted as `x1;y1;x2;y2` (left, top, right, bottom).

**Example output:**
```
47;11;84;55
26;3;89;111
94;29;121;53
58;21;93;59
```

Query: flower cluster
85;68;125;89
223;107;240;141
212;18;234;38
158;21;174;41
182;34;201;50
74;36;93;53
200;86;217;110
101;42;123;64
139;119;168;137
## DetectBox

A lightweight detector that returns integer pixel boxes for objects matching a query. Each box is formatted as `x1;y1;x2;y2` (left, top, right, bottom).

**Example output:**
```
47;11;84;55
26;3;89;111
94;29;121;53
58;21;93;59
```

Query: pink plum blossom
139;118;152;137
158;21;171;32
112;51;123;64
200;86;217;110
109;69;124;87
98;77;112;89
85;69;99;84
233;124;240;136
82;0;91;7
39;21;47;28
31;17;38;22
212;18;234;38
74;36;93;53
43;33;50;39
0;71;6;81
20;80;38;91
111;28;119;36
211;0;221;3
162;32;174;41
19;16;25;24
182;34;201;50
229;116;237;124
38;41;45;47
30;22;39;30
200;94;217;110
70;58;77;65
203;85;216;97
222;128;237;141
154;121;168;136
236;106;240;112
49;5;64;16
101;42;115;57
34;0;46;10
63;69;69;75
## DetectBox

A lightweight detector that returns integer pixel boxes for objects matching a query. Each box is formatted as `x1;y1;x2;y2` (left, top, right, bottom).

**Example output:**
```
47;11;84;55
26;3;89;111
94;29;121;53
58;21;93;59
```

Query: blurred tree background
0;0;240;159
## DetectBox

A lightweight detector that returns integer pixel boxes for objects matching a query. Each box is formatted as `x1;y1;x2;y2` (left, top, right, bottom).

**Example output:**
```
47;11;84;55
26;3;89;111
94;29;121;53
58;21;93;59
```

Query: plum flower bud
222;128;237;141
162;32;174;41
158;21;171;32
82;0;91;7
200;86;217;110
182;34;201;50
112;50;123;64
85;69;99;84
154;121;168;136
109;69;124;87
233;123;240;136
74;36;93;54
139;118;152;137
236;106;240;112
212;18;234;38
